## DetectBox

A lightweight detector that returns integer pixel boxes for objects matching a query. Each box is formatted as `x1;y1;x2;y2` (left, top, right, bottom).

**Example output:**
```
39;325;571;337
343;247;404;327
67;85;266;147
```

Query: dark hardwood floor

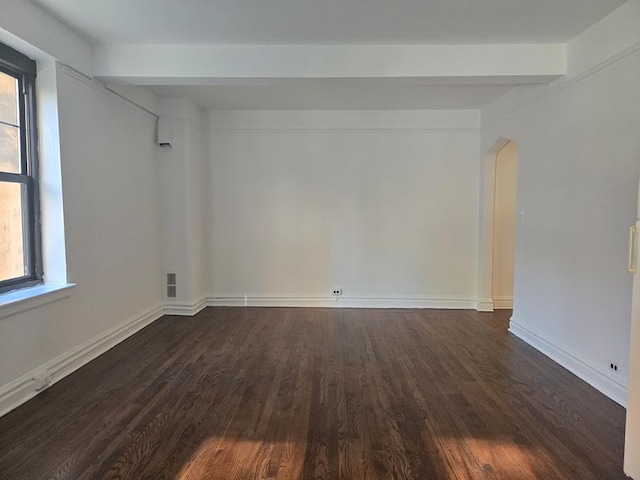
0;308;629;480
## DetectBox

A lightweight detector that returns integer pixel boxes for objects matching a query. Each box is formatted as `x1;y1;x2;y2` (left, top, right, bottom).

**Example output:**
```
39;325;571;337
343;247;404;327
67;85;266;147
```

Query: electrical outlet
332;288;343;296
609;362;619;374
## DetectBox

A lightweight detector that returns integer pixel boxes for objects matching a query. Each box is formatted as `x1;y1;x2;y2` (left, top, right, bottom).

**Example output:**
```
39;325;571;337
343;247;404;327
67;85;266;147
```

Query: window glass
0;72;18;126
0;181;27;282
0;123;21;174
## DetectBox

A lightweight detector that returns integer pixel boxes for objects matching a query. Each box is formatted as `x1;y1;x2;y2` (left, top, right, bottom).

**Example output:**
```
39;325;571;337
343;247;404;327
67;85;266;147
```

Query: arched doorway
478;137;518;312
492;140;518;309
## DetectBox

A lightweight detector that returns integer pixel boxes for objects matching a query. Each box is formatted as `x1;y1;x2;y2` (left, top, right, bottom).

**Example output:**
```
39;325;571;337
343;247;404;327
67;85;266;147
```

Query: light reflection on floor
174;435;548;480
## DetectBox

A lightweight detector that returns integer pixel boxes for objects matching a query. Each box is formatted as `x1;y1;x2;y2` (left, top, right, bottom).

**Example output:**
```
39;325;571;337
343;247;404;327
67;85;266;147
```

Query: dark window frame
0;42;42;294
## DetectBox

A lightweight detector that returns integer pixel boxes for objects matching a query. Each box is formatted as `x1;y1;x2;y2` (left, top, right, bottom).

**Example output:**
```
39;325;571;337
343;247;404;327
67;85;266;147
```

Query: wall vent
157;116;173;148
167;273;177;298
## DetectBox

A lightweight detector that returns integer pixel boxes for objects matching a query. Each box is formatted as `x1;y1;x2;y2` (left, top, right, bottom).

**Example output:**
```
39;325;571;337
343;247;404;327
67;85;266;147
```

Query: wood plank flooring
0;308;630;480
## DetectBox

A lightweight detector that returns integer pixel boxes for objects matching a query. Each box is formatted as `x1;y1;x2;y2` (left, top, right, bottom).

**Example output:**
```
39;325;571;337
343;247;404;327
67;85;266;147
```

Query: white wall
481;7;640;406
56;68;162;323
492;141;518;307
206;110;480;307
0;65;163;414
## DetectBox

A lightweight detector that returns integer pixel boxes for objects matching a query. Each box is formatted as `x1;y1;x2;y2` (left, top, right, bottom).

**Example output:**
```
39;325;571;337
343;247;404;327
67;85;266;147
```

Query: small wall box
157;116;172;147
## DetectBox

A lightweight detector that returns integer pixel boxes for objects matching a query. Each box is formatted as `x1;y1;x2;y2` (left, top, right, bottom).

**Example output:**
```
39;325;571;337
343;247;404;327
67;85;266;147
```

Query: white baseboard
509;317;627;407
0;303;165;418
476;298;494;312
164;296;208;316
493;296;513;309
207;294;477;309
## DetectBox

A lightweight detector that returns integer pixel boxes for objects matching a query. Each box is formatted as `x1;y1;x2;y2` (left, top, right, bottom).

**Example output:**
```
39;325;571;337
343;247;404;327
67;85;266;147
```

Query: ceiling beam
94;44;566;85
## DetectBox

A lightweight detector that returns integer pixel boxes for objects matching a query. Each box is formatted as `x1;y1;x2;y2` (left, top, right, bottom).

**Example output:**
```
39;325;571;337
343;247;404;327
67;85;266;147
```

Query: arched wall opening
492;141;518;309
478;137;518;312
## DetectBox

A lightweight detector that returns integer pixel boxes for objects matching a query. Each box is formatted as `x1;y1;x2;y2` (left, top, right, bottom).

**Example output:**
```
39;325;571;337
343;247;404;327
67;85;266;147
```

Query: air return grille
166;273;177;298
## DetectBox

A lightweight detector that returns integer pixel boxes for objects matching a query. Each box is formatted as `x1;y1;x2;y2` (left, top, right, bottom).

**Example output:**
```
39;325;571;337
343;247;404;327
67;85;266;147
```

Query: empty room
1;0;640;479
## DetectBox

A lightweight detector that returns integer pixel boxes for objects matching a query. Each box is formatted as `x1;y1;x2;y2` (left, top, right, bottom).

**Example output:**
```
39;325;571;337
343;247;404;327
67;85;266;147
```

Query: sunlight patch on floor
175;436;305;480
439;436;550;478
174;434;551;480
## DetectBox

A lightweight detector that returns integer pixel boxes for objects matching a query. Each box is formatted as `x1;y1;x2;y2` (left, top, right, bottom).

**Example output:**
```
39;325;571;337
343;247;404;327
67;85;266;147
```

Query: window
0;43;41;293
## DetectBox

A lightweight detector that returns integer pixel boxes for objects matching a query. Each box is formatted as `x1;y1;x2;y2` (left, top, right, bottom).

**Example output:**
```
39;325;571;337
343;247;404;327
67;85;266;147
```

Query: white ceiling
34;0;623;45
146;83;514;110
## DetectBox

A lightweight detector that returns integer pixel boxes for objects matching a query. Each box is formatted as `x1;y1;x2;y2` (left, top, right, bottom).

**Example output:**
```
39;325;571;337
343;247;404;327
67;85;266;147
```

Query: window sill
0;283;76;320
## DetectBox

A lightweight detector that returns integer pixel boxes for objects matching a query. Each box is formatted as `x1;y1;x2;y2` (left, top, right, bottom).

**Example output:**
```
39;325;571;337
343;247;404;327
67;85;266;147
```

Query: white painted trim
493;296;513;309
509;317;627;407
206;295;477;309
163;294;479;311
0;303;165;417
164;296;208;316
210;128;480;134
162;294;482;312
476;298;495;312
0;284;75;320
